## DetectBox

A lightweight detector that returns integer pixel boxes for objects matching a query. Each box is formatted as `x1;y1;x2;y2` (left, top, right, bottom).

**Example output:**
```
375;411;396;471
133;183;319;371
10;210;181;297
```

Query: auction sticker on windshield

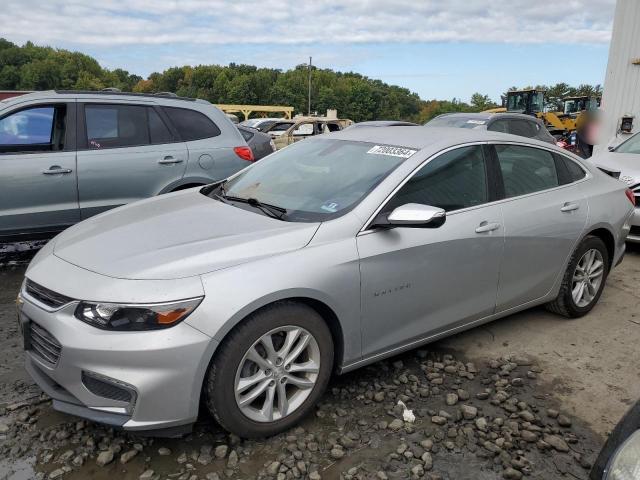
367;145;417;159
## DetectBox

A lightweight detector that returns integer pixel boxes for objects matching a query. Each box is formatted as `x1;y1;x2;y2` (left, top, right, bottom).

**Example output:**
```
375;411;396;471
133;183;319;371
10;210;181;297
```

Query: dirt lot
0;243;639;480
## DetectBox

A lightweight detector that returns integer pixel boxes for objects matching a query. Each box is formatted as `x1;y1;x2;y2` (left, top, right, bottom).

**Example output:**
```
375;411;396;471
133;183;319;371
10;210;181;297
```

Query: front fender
186;238;362;368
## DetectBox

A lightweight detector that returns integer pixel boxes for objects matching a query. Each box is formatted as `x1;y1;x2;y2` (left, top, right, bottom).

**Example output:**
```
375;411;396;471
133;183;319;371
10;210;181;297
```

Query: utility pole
308;56;312;116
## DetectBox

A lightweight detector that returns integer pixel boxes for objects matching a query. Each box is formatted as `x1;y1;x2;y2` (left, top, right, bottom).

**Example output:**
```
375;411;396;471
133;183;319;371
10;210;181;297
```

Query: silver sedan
19;127;634;438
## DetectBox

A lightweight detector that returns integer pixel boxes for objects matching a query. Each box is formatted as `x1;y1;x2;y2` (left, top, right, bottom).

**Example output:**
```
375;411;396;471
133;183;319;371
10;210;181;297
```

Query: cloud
0;0;615;47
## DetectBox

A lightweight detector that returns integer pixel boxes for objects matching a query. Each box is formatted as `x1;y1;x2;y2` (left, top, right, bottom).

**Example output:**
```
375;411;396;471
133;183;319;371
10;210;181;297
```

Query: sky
1;0;617;103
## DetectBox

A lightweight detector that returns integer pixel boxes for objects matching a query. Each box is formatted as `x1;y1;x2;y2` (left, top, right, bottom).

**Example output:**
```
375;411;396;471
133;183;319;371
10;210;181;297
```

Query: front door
492;143;588;311
0;102;79;237
357;145;504;358
76;103;188;218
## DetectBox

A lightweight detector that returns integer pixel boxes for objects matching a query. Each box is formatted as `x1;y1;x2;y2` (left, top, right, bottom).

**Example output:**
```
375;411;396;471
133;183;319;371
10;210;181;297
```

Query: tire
546;235;610;318
205;302;333;438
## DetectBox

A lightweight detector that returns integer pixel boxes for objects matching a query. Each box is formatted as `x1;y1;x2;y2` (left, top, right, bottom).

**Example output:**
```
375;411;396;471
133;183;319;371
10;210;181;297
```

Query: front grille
25;280;72;309
81;372;133;403
28;322;62;365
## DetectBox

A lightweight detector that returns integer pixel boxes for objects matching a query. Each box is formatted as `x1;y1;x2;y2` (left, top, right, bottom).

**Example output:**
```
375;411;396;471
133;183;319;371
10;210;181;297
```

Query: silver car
19;127;634;438
0;90;251;240
591;131;640;242
425;112;557;145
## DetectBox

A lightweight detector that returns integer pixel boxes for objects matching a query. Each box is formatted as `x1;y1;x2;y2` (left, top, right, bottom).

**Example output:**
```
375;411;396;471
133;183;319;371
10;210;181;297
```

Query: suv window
163;107;221;141
238;128;254;142
385;146;488;213
487;119;509;133
85;104;149;149
148;108;173;144
509;119;538;138
495;145;559;197
0;105;67;153
84;104;176;149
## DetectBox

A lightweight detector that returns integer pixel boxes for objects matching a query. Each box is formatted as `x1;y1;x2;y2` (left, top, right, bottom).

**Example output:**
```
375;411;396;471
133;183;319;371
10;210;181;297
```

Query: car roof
0;90;210;106
351;120;419;127
434;112;543;122
328;125;558;151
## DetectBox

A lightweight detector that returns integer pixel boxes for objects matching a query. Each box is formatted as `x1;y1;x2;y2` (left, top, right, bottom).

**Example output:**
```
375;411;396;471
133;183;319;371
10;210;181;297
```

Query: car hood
592;152;640;186
53;191;320;280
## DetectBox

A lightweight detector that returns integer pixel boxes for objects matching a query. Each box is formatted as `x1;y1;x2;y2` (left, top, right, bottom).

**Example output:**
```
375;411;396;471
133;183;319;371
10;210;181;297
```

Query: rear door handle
42;166;72;175
475;221;501;233
158;156;183;165
560;202;580;212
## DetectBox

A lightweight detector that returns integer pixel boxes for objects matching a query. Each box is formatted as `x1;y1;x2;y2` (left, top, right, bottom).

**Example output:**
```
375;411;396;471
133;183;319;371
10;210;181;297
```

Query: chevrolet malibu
19;127;635;438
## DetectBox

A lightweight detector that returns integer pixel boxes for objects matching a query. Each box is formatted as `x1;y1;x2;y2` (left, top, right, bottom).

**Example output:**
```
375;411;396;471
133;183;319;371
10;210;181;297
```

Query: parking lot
1;243;638;480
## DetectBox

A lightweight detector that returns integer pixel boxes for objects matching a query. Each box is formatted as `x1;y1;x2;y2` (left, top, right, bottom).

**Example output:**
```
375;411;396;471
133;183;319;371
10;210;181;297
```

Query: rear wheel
546;235;609;318
205;302;333;438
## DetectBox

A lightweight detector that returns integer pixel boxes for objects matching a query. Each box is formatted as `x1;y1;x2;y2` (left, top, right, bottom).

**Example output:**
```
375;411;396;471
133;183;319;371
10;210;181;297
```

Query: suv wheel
205;302;333;438
546;235;609;318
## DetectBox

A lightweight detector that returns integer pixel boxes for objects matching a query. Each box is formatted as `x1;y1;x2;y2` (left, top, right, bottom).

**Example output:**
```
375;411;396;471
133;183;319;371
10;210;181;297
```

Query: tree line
0;39;601;123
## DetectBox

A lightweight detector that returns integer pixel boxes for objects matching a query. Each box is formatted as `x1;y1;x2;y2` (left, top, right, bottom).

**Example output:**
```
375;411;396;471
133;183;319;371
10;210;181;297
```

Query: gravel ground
1;242;639;480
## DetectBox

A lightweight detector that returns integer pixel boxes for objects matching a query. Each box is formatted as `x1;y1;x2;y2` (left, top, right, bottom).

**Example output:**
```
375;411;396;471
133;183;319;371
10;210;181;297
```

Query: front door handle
42;166;72;175
560;202;580;212
475;221;501;233
158;156;184;165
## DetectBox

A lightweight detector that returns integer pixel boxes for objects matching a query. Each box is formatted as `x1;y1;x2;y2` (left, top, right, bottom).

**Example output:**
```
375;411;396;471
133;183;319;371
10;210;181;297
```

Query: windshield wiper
223;195;288;220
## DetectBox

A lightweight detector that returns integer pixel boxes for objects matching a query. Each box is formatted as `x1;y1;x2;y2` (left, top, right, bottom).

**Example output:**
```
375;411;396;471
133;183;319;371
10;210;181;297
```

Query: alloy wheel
571;248;605;308
234;326;320;422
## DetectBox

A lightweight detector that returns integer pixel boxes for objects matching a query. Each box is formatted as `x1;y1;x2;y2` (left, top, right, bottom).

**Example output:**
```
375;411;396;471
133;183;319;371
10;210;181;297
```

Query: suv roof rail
53;90;198;102
154;92;178;97
101;87;122;92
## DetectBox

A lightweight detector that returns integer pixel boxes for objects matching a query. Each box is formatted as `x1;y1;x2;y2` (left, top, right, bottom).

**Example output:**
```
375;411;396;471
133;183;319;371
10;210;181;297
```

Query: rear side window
85;104;148;149
495;145;559;197
509;120;538;138
163;107;221;141
148;108;173;144
85;104;177;149
385;146;488;212
239;128;254;142
556;155;587;184
487;119;509;133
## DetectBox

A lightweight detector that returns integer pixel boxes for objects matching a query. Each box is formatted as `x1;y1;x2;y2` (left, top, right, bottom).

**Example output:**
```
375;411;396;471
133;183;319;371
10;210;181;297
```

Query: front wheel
205;302;333;438
546;235;609;318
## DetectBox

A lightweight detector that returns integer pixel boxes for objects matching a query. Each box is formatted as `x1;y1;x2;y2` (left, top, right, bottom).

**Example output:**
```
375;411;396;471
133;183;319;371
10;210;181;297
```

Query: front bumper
19;288;217;434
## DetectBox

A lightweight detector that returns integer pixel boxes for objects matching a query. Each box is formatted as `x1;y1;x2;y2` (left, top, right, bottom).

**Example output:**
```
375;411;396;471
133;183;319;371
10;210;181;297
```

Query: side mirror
372;203;446;229
608;145;615;152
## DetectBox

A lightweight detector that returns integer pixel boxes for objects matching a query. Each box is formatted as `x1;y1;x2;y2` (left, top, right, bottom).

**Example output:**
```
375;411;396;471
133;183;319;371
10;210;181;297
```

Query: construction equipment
484;89;600;137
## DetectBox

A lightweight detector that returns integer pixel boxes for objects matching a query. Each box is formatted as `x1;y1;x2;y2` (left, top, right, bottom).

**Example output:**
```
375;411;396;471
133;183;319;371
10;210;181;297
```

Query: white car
592;132;640;242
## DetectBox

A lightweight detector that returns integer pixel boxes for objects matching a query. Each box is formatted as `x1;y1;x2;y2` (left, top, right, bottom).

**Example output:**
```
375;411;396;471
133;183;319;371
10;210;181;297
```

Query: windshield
425;116;486;129
211;139;414;222
266;122;293;132
255;120;278;131
614;132;640;154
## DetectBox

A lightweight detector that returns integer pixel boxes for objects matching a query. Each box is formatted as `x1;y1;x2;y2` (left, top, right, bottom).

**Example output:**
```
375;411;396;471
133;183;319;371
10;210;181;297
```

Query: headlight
74;298;202;331
605;430;640;480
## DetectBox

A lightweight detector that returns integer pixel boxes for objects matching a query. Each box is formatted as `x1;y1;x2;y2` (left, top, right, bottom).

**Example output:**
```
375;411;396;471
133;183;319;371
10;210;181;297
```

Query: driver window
0;104;67;154
384;146;489;213
293;123;314;136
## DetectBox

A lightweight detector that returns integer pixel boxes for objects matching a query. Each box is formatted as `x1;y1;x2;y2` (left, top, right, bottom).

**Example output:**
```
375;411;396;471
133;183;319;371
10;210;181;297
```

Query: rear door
0;102;79;237
76;102;188;218
492;143;588;311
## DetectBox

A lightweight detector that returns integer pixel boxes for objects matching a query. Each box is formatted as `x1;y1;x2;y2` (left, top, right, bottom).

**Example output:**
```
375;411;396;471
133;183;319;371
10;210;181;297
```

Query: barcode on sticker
367;145;417;158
